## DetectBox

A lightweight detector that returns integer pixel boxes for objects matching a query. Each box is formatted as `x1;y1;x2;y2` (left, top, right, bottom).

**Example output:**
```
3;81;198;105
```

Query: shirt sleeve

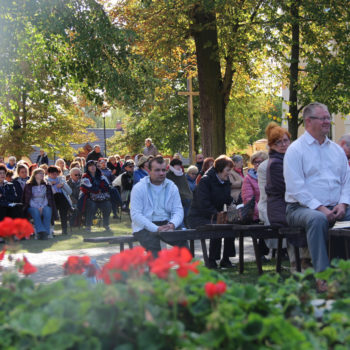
338;151;350;205
283;145;322;209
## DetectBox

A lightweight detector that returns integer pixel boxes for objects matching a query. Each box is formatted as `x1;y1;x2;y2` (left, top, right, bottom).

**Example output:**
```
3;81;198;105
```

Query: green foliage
1;261;350;349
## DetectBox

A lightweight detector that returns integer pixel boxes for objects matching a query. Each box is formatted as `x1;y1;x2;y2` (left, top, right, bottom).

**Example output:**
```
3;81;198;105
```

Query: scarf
169;165;183;177
248;168;258;180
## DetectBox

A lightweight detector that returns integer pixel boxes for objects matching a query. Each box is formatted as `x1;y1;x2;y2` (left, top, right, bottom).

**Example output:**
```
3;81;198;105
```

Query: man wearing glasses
130;156;187;256
284;102;350;291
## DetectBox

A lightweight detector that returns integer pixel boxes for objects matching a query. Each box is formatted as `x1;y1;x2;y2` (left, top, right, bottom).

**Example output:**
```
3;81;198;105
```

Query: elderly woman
23;168;57;240
265;122;309;269
242;151;268;221
188;155;235;269
80;160;112;232
242;151;269;260
186;165;198;193
228;155;245;204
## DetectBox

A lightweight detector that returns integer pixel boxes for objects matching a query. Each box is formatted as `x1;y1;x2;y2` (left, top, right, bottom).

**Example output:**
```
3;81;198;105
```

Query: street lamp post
102;114;107;157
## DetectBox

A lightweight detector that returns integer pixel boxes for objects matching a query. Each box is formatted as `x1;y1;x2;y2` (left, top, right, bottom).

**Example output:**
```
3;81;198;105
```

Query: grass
220;260;292;284
18;215;133;253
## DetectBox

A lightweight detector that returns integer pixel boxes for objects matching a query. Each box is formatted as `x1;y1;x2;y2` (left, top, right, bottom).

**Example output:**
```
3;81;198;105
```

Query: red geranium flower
0;217;34;239
63;256;91;275
97;247;152;284
0;247;6;261
205;281;227;299
149;247;199;279
12;218;34;240
0;217;15;238
18;256;37;275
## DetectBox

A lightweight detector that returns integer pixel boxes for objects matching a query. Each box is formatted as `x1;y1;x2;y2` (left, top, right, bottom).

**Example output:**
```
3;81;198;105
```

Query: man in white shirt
130;156;187;256
284;102;350;278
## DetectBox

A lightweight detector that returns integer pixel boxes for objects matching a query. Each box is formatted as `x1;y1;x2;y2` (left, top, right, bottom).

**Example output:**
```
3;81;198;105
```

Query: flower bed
1;236;350;349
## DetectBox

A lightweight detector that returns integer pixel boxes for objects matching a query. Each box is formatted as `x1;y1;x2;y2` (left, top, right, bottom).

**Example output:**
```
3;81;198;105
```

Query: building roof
29;128;120;164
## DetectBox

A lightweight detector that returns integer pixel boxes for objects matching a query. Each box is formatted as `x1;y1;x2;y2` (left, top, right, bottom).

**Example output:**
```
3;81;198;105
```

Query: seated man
284;102;350;290
130;156;187;257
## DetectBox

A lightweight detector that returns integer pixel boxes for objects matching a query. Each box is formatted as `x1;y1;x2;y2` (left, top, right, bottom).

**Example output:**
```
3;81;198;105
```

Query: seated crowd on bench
1;103;350;286
130;102;350;288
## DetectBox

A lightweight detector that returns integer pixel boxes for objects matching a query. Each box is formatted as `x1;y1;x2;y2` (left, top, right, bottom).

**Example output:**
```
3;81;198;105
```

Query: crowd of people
1;104;350;291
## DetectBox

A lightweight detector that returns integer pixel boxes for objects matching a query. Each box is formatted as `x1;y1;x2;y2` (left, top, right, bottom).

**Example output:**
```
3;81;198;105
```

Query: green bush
1;254;350;349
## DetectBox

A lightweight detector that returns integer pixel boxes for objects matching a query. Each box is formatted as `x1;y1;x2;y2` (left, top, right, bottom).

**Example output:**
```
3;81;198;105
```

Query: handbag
227;196;255;224
90;191;111;202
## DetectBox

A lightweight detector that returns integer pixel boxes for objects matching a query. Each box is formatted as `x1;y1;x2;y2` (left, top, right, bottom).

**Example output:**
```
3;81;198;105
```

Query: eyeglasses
73;174;81;177
309;116;332;122
253;160;263;165
275;138;291;146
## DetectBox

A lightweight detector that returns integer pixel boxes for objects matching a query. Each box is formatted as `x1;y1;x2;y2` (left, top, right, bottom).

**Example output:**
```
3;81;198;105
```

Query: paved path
2;239;257;284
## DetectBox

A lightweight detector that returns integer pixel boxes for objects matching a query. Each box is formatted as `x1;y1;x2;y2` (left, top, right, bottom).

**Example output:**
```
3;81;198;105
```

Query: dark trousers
54;193;70;234
187;215;236;261
134;221;188;257
85;199;112;228
0;205;23;221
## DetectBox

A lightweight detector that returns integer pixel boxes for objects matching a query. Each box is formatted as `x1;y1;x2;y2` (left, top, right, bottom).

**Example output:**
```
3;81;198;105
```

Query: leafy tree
0;5;96;158
264;0;350;139
107;0;268;157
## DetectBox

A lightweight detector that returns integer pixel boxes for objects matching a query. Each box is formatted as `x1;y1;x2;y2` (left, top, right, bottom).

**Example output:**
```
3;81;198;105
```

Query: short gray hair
302;102;329;121
232;155;243;163
70;167;81;176
338;134;350;145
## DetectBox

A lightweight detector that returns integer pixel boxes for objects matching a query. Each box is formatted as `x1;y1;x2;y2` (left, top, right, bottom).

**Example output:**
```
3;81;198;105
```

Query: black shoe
219;259;235;268
38;232;48;240
207;260;218;269
104;226;113;233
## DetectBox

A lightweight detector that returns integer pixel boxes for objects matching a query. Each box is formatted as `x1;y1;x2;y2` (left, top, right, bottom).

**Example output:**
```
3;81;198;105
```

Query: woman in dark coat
188;155;235;269
265;122;291;226
265;122;309;268
0;164;22;221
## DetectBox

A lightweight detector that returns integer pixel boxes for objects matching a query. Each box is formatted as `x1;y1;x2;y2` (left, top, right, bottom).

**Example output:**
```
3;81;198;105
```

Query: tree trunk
288;0;301;140
190;4;226;157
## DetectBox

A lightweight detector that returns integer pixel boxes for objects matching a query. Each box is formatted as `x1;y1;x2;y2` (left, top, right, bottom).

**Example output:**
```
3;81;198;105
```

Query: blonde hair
187;165;198;174
251;151;268;164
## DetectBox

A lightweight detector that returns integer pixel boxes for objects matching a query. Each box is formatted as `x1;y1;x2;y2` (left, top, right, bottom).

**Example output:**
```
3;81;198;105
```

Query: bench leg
276;236;283;273
345;237;349;260
294;246;301;272
128;242;133;249
200;239;209;267
190;240;195;257
239;233;244;274
252;237;263;275
120;242;124;252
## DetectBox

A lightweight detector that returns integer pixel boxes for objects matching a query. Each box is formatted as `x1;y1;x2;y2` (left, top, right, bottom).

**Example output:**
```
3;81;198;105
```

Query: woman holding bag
188;155;235;269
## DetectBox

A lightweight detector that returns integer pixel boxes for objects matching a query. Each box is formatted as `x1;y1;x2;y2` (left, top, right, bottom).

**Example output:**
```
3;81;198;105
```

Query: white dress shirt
284;131;350;209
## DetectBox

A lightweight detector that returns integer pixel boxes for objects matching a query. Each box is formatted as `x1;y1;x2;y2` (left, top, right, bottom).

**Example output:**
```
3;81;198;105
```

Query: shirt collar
216;174;225;184
304;130;331;145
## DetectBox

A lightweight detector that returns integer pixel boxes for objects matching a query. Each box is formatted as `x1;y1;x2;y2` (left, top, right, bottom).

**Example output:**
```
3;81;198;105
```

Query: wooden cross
178;78;199;164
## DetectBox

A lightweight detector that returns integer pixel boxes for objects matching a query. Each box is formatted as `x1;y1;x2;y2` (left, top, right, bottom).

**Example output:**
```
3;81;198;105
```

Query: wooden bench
328;227;350;260
84;235;137;251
